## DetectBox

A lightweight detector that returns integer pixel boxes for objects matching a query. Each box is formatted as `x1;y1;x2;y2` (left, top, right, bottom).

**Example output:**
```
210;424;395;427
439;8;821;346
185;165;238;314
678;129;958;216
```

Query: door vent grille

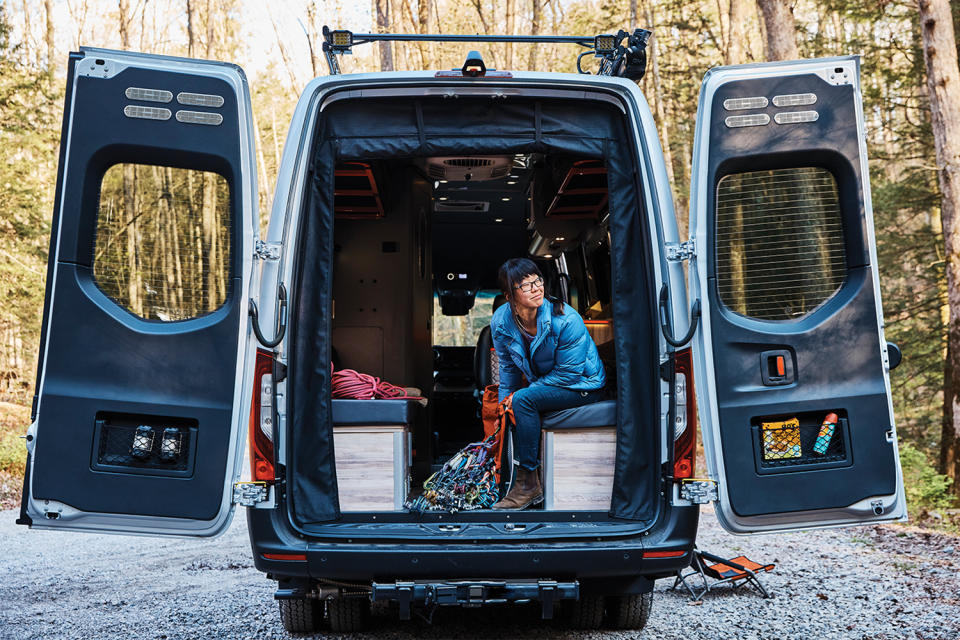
715;166;846;321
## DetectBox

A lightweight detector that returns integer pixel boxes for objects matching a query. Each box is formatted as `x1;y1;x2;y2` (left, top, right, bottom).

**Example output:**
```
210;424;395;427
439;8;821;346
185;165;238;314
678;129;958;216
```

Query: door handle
250;283;287;348
658;284;700;348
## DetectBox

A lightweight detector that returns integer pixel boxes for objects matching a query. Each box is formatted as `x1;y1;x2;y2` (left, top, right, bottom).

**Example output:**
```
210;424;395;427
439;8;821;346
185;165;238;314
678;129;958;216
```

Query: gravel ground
1;506;958;640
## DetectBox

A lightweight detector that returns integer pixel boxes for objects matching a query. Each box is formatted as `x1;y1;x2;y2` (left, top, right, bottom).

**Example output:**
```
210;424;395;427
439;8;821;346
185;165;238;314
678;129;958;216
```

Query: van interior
288;96;661;528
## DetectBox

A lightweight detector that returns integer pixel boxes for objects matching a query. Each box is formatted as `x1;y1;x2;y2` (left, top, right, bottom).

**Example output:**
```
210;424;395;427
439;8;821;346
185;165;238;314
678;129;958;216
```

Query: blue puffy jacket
491;300;606;402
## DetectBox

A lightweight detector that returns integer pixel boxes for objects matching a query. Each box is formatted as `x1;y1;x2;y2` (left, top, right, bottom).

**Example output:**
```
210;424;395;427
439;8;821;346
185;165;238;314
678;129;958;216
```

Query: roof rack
321;26;651;80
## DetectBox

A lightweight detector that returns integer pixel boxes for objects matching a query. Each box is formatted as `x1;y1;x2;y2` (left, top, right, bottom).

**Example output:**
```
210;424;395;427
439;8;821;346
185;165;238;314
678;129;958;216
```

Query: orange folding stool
672;548;774;600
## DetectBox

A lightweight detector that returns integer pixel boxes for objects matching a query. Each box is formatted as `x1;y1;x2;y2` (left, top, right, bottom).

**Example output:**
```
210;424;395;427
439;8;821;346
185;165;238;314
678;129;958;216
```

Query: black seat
541;399;617;430
474;294;507;392
331;399;420;425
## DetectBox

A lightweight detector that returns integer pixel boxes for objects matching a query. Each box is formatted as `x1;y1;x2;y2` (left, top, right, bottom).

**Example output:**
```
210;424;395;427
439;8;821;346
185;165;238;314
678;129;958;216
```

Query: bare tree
118;0;142;315
186;0;197;57
373;0;394;71
919;0;960;496
528;0;541;70
756;0;799;61
643;6;677;213
629;0;637;31
505;0;515;69
726;0;748;65
43;0;54;73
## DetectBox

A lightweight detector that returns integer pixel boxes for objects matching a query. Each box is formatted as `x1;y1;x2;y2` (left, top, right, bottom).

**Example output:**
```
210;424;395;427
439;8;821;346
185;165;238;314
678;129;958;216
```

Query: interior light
501;197;511;201
543;254;553;259
557;237;565;241
494;218;504;222
507;181;517;185
509;174;519;178
439;180;448;184
434;181;440;188
438;197;448;201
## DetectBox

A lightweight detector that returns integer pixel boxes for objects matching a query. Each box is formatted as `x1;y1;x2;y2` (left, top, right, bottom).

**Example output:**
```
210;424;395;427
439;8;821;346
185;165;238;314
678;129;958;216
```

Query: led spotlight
594;34;617;55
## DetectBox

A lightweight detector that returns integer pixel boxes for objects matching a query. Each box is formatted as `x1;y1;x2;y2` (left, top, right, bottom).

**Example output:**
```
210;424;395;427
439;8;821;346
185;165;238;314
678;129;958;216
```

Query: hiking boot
492;466;543;510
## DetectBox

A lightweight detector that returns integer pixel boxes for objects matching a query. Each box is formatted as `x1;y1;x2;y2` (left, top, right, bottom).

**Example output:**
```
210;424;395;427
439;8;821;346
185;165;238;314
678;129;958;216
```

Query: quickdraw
407;399;512;513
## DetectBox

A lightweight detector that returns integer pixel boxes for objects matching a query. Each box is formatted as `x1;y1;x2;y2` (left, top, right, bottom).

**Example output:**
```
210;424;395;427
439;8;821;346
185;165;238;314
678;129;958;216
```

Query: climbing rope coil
331;366;424;401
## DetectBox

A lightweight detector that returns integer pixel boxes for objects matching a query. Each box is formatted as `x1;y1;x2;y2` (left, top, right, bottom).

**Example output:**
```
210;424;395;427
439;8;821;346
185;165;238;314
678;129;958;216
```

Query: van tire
564;594;605;629
327;596;371;632
278;598;323;633
605;591;653;629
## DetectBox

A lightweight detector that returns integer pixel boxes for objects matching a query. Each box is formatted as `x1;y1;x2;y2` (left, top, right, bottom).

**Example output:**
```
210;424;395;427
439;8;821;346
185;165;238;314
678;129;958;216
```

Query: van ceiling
430;156;531;294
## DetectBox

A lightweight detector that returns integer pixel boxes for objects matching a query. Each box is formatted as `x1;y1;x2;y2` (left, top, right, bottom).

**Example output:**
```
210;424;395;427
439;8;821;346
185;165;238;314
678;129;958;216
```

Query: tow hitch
371;579;579;620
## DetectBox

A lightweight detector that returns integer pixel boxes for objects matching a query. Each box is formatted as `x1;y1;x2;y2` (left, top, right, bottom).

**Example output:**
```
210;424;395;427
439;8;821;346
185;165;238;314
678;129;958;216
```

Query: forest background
0;0;958;526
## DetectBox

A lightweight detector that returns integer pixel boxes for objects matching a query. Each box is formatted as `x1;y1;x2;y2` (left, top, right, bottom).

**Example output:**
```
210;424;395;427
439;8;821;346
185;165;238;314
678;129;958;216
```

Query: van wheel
327;596;371;632
606;591;653;629
278;598;323;633
564;594;605;629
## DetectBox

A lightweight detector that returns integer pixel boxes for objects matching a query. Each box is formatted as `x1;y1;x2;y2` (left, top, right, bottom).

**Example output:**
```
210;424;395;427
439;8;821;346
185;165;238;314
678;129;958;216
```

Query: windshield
432;291;498;346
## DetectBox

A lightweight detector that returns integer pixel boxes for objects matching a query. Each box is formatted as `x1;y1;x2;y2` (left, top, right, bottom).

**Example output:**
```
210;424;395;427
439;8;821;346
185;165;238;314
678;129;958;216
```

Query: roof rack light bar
321;26;651;80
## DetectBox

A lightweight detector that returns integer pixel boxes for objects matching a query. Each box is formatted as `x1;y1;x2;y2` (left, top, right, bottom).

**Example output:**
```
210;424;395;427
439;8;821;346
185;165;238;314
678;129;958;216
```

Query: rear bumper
248;503;698;586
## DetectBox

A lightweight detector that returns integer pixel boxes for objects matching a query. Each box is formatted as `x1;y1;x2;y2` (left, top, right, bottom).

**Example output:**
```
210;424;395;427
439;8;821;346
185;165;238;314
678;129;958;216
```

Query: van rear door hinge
254;240;282;261
665;240;696;262
233;481;269;506
679;479;718;504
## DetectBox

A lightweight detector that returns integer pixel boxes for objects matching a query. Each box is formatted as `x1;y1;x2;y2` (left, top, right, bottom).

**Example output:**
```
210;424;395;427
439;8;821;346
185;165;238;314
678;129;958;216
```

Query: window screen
93;164;231;321
715;167;846;321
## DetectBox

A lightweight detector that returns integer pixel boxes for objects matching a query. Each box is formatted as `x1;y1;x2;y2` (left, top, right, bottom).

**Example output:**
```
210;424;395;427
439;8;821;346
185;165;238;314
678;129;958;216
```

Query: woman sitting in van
491;258;606;510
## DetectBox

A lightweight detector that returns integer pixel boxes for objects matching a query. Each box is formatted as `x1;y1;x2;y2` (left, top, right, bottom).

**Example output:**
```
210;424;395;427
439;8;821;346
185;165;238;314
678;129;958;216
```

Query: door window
715;166;846;321
92;163;231;321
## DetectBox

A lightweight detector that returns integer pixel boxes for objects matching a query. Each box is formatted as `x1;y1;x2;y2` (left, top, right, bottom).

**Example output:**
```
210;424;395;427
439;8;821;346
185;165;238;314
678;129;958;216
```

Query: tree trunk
644;5;677;210
528;0;541;70
756;0;799;61
44;0;54;74
186;0;196;57
373;0;394;71
629;0;637;30
505;0;515;69
919;0;960;496
727;0;748;65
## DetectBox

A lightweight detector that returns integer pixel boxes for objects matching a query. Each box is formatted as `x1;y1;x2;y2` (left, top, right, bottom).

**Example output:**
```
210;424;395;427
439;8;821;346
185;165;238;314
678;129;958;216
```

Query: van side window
93;164;231;321
715;166;846;321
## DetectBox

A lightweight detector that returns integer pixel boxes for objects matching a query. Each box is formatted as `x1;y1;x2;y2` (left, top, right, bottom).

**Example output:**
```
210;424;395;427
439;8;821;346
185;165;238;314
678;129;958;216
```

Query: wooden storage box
333;424;411;511
541;427;616;510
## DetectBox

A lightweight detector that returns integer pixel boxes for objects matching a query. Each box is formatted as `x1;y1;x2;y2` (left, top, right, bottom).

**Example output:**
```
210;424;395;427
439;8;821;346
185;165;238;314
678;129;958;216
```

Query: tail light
250;348;276;482
672;347;697;479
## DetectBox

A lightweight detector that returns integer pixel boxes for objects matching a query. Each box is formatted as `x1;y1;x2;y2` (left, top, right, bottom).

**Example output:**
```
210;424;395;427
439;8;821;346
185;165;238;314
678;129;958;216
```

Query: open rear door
19;48;257;536
688;56;906;533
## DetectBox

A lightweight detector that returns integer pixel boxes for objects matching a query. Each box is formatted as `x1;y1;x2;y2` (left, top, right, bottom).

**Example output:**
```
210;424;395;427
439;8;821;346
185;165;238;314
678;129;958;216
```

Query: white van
18;29;906;633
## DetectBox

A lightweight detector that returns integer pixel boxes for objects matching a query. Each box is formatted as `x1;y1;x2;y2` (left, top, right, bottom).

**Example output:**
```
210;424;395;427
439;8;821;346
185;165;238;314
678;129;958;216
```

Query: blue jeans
511;385;605;471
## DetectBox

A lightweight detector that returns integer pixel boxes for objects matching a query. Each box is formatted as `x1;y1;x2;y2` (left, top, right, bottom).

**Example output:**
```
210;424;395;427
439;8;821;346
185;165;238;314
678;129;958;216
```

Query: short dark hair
497;258;564;315
497;258;541;295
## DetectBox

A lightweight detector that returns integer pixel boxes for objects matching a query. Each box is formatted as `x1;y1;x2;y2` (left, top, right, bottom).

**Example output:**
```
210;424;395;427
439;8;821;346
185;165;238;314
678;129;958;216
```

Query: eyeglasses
514;276;544;293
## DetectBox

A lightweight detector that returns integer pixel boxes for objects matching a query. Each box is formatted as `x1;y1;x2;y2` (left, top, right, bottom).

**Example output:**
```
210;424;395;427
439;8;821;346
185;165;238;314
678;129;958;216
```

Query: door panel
22;49;257;536
689;57;906;533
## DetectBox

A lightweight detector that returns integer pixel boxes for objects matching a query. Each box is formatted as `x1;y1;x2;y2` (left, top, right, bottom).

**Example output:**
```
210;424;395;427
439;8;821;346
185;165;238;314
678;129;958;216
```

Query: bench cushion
331;399;418;425
541;399;617;430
